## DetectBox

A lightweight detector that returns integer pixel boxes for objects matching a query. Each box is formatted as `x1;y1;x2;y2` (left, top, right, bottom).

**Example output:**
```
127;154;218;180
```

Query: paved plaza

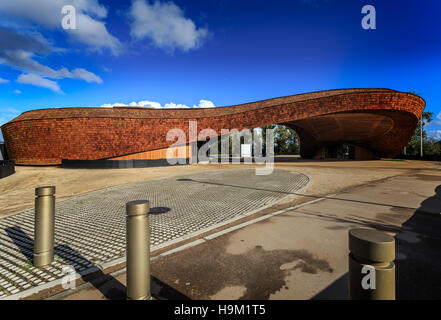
0;168;309;299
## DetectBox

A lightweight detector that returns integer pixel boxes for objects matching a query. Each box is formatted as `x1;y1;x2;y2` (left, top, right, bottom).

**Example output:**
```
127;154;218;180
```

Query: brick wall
1;89;425;165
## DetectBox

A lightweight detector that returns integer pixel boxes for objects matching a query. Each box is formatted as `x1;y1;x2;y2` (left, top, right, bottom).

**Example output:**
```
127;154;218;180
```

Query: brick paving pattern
0;168;309;298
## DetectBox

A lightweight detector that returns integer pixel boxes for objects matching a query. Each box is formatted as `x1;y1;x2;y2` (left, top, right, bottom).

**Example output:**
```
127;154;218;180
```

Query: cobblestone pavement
0;168;309;299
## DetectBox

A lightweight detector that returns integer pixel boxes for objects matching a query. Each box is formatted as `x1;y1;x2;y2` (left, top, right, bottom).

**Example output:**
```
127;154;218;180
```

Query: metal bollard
33;186;56;267
126;200;151;300
348;228;395;300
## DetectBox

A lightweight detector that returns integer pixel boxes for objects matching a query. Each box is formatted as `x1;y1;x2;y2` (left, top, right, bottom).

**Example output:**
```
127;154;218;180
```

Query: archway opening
325;143;355;160
260;124;300;157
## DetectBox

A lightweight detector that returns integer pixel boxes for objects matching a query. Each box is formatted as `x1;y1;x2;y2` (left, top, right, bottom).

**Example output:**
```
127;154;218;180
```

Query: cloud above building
0;28;103;92
17;73;62;93
0;108;22;141
0;1;210;93
100;99;216;109
0;0;121;55
129;0;208;52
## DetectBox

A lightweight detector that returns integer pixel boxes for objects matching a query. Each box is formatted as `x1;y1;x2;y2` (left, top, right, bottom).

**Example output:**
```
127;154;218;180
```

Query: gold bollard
126;200;151;300
33;186;56;267
348;228;395;300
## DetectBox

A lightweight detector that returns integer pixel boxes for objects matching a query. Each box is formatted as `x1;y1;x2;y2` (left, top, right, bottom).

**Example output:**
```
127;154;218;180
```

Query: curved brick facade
1;88;425;165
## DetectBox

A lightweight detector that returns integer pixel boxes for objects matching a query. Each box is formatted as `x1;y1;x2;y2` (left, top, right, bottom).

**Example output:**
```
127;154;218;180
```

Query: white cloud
197;99;215;108
428;130;441;141
14;89;21;94
72;13;122;55
99;99;216;109
0;28;103;89
130;100;162;108
0;0;121;55
0;0;107;26
163;102;191;109
0;77;9;83
0;48;72;79
4;108;20;113
100;102;126;108
17;73;62;93
129;0;208;52
429;112;441;127
72;68;103;83
0;107;21;141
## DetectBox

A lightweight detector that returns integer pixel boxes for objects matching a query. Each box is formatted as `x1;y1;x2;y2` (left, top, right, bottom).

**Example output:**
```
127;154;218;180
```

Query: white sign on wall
241;144;252;158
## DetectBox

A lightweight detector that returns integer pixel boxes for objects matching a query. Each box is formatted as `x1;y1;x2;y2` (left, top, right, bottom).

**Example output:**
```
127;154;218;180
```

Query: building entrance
325;144;355;160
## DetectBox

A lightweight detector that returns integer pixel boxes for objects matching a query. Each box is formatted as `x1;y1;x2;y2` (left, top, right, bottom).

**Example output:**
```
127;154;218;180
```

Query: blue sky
1;0;441;141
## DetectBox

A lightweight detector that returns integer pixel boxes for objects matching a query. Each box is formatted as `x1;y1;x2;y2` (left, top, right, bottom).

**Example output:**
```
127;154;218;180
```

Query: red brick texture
1;89;425;165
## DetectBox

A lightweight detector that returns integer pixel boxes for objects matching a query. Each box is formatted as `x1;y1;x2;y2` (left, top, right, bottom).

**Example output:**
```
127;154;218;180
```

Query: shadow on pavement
310;184;441;300
5;226;125;299
311;273;348;300
152;276;191;300
394;184;441;299
55;244;127;300
180;178;419;211
149;207;171;215
6;183;440;300
6;226;190;300
5;226;34;262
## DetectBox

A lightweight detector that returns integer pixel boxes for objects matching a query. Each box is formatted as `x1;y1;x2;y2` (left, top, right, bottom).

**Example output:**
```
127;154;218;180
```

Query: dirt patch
151;237;333;300
375;207;415;225
412;174;441;182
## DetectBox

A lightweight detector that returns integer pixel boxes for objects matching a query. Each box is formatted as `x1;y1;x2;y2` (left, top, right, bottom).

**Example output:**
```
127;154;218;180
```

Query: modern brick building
0;88;425;165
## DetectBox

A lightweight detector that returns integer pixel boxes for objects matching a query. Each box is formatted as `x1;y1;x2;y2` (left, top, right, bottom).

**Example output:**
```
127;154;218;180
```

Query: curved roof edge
1;88;425;129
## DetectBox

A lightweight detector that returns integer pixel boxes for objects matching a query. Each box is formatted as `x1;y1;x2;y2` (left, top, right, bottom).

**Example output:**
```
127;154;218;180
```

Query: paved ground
62;169;441;300
0;168;309;299
0;158;436;217
0;158;439;300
